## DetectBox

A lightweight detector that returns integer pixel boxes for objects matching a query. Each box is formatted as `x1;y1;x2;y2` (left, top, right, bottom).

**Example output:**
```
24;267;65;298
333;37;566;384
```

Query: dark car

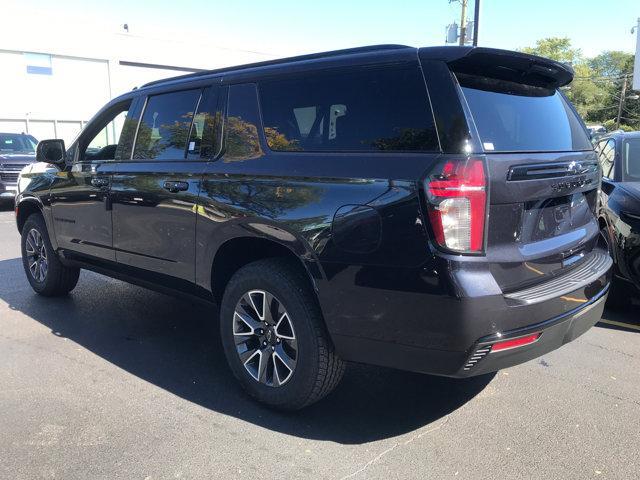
0;132;38;203
15;45;611;409
595;131;640;307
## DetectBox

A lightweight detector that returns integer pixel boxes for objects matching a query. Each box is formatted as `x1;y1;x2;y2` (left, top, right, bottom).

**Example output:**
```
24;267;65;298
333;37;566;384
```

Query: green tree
520;38;639;131
521;37;581;65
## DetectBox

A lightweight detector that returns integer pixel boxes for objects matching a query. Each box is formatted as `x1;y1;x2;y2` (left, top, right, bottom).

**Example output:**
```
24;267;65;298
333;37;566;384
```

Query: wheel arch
208;233;325;306
16;196;44;234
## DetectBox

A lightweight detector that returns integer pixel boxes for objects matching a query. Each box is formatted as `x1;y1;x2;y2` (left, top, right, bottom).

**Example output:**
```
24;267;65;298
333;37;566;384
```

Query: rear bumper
332;283;608;377
454;284;607;376
327;250;612;377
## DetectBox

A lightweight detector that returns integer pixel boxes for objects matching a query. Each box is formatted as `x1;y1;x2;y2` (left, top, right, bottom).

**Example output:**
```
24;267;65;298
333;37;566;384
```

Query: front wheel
220;258;344;410
21;213;80;296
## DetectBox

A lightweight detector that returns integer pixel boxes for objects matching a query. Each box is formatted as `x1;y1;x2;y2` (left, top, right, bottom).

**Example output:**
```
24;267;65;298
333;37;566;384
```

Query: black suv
16;45;611;409
595;131;640;307
0;132;38;202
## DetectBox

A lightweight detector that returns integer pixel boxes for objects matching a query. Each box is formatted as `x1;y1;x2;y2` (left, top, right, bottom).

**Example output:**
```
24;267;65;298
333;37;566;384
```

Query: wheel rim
25;228;48;283
233;289;298;387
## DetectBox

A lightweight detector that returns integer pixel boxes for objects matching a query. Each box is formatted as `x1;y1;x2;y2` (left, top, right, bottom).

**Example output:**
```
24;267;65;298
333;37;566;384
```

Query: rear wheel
21;213;80;296
220;258;344;410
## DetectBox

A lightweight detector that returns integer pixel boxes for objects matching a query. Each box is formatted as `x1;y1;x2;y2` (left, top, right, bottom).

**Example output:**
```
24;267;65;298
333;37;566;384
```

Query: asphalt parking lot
0;205;639;480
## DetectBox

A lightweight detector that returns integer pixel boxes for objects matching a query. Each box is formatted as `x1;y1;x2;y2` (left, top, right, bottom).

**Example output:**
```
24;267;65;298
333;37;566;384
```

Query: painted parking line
598;319;640;332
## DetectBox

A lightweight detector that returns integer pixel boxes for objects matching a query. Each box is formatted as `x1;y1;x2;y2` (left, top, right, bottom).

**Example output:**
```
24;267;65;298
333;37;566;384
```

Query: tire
21;213;80;296
220;258;344;410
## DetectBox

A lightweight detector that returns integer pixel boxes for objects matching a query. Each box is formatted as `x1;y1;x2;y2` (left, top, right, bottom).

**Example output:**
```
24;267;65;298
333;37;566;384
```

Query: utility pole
472;0;480;46
458;0;468;46
615;75;628;130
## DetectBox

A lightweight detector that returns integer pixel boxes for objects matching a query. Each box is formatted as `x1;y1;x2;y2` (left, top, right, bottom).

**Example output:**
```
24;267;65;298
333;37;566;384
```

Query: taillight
425;159;487;253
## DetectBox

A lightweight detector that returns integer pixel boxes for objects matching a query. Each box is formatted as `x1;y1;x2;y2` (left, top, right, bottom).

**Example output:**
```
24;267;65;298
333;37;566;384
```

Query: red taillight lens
425;159;487;253
491;333;541;352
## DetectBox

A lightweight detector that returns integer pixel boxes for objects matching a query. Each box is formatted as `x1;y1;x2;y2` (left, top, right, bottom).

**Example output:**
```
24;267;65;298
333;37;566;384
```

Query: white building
0;20;275;144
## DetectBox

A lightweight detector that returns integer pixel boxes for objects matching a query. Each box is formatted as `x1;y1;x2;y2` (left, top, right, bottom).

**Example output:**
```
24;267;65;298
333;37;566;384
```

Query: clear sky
8;0;640;59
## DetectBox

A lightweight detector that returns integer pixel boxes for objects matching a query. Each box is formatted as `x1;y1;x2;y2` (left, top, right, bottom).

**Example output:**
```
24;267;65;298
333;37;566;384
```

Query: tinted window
133;89;200;160
187;86;222;159
259;66;439;152
224;83;264;161
597;139;615;178
0;134;36;153
80;101;133;161
457;74;592;152
623;138;640;181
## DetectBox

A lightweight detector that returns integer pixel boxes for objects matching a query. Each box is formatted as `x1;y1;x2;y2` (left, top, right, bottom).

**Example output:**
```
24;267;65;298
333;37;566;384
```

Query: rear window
623;138;640;181
457;74;591;153
259;66;439;152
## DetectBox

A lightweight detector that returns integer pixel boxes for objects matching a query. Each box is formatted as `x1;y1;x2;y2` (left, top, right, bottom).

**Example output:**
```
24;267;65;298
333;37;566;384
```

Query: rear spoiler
418;46;573;89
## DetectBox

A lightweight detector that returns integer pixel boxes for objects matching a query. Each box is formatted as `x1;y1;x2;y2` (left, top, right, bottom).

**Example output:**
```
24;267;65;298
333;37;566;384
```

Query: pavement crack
338;416;451;480
583;341;635;359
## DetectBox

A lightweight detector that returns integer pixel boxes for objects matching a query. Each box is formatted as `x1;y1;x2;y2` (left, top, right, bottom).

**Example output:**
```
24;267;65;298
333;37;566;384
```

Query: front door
49;99;138;262
110;86;221;281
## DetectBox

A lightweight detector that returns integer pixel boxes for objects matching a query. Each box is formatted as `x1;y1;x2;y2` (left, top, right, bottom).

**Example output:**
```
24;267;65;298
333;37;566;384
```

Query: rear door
110;86;220;282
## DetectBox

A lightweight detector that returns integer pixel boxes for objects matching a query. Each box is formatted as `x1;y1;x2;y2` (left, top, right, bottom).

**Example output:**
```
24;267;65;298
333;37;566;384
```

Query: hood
0;152;37;165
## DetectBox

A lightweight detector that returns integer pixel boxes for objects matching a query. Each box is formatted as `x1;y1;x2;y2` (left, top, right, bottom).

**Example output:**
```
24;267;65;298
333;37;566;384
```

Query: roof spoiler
419;46;573;89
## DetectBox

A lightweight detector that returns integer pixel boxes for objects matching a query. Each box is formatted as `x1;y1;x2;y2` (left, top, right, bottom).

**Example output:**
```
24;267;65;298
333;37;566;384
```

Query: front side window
133;89;201;160
80;101;133;161
457;74;592;152
622;137;640;181
259;66;439;152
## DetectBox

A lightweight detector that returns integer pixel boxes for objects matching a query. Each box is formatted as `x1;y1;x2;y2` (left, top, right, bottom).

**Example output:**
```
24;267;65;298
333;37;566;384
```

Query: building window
25;53;52;75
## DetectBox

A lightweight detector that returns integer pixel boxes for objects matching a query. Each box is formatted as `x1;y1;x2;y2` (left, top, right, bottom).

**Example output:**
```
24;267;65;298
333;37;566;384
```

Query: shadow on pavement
598;303;640;332
0;256;494;444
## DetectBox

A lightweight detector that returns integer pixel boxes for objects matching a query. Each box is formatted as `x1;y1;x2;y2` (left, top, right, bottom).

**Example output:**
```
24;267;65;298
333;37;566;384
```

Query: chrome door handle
91;177;109;188
163;181;189;193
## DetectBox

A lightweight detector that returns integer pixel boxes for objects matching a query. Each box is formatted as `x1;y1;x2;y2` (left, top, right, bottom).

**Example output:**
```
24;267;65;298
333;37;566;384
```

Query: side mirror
36;139;66;166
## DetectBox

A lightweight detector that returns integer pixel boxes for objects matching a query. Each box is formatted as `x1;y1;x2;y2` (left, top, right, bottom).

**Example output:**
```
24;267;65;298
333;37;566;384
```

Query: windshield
0;133;37;154
456;73;592;153
622;138;640;182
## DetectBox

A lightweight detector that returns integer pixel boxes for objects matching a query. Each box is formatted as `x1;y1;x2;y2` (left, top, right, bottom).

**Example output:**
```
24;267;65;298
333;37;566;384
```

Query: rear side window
457;74;591;152
259;66;439;152
225;83;264;161
187;86;222;159
133;89;201;160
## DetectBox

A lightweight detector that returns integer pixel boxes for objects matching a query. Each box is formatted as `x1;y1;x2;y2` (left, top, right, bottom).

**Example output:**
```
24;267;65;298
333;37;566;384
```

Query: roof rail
140;44;412;89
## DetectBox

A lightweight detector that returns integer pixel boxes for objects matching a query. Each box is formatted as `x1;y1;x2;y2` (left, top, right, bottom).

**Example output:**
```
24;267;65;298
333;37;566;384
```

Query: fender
15;161;60;249
15;194;61;249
